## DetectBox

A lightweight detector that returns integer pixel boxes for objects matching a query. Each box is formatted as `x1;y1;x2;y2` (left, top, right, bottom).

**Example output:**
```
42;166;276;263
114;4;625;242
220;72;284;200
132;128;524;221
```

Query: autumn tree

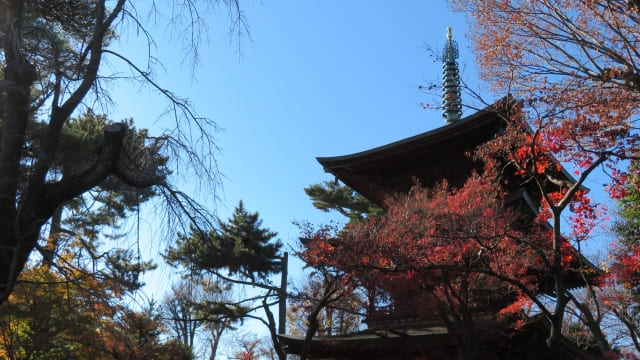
0;262;181;359
0;0;246;304
302;170;566;359
229;333;277;360
302;107;640;358
438;0;640;353
288;264;363;360
279;183;376;355
164;282;203;358
612;165;640;302
0;265;109;360
100;301;193;360
163;278;244;360
288;222;368;360
596;285;640;357
604;165;640;355
287;271;364;337
299;1;640;357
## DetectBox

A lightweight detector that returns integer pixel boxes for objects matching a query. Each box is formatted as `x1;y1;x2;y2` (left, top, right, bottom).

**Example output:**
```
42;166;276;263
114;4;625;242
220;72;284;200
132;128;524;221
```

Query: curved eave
317;108;585;206
317;109;495;168
316;110;504;205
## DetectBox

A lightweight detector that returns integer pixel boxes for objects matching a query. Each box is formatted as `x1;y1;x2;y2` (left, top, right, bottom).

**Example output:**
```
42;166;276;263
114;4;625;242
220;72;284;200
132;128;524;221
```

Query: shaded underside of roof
317;110;504;206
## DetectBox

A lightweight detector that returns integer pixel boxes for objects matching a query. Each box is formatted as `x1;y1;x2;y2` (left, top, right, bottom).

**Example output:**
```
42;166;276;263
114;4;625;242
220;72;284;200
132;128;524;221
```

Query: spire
442;26;462;124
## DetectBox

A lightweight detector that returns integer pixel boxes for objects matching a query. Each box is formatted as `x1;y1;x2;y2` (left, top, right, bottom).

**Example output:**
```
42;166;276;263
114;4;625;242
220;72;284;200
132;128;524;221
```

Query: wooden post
278;252;288;334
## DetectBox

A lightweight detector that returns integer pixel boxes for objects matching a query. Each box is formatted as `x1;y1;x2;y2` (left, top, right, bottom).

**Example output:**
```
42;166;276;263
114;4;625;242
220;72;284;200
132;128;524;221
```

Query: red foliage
610;241;640;292
450;0;640;201
301;171;565;320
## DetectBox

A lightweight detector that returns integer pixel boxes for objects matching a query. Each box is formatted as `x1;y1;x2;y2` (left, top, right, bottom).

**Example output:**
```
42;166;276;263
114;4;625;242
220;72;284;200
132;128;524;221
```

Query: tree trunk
263;293;286;360
0;0;133;304
208;327;223;360
0;0;36;303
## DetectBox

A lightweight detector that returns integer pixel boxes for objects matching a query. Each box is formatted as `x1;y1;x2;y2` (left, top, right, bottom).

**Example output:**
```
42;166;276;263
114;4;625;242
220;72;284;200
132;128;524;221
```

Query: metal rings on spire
442;26;462;124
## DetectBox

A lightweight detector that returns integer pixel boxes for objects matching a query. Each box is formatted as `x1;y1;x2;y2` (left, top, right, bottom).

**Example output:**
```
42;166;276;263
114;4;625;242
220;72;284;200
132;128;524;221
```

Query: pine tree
166;201;283;284
0;111;168;359
304;181;383;224
165;201;287;360
0;0;244;304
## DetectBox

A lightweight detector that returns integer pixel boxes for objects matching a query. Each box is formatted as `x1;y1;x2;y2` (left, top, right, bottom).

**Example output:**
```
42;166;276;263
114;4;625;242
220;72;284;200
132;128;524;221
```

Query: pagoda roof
278;325;453;359
315;107;596;289
317;109;504;206
277;316;596;360
317;106;583;207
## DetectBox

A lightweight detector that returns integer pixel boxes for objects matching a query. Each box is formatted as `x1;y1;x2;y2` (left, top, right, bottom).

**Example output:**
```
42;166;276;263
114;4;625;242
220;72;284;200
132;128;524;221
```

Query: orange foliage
0;264;187;359
451;0;639;201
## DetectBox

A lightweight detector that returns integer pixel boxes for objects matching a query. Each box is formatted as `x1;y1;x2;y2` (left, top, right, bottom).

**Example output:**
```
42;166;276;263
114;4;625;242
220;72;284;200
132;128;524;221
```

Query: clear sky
100;1;618;349
106;0;479;291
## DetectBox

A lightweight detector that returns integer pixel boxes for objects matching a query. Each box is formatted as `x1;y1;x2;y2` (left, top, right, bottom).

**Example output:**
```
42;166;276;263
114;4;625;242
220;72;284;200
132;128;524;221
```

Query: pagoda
279;28;596;360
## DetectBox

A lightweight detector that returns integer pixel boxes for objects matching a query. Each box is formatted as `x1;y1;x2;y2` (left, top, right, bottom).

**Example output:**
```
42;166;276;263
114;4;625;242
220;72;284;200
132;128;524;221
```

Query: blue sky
99;1;620;347
106;0;480;291
112;8;640;347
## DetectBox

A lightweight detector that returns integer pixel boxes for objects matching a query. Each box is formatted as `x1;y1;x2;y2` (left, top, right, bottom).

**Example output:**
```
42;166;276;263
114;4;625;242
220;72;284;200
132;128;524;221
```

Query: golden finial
447;26;453;39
